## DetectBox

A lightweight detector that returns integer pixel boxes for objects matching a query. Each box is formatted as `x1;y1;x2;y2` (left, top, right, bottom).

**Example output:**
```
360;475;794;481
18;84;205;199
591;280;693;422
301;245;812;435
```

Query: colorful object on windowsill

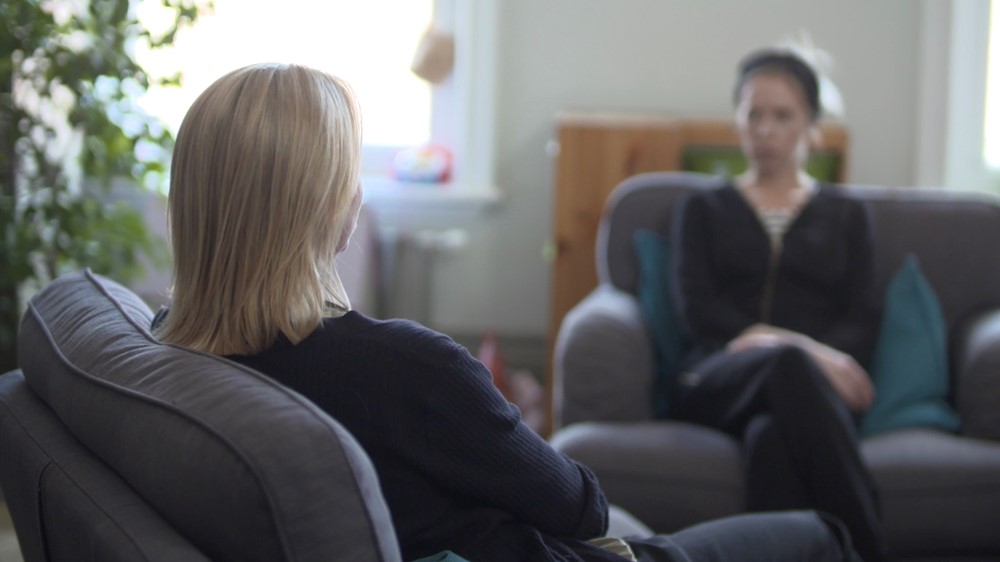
392;144;452;183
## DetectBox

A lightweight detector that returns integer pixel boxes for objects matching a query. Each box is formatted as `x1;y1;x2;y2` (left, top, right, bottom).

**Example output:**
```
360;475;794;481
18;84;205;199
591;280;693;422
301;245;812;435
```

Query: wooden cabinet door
545;115;679;433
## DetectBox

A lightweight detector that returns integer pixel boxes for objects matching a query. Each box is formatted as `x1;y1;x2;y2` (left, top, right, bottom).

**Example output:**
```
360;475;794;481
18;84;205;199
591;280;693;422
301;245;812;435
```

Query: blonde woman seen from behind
158;63;361;355
153;63;861;562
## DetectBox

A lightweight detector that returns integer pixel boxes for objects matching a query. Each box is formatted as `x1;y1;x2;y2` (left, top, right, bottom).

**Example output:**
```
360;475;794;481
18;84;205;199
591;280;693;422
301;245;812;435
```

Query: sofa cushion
17;270;401;562
861;255;961;437
550;421;743;533
862;428;1000;555
552;420;1000;555
634;230;689;419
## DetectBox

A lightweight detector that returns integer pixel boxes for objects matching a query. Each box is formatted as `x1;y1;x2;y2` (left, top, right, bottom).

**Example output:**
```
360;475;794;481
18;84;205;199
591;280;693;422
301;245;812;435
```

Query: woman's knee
769;343;812;367
728;343;812;381
767;345;822;381
762;345;838;403
744;413;776;444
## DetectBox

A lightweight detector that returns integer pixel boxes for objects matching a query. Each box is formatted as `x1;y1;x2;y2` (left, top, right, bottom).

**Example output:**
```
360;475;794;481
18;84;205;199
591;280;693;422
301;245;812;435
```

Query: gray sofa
550;172;1000;561
0;270;404;561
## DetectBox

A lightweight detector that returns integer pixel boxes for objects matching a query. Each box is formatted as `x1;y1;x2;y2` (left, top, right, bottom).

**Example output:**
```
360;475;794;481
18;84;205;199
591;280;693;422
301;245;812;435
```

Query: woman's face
734;72;814;176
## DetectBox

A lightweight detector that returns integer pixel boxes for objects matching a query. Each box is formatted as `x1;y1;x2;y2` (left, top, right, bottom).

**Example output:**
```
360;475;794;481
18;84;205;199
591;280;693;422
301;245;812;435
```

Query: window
984;0;1000;169
937;0;996;190
136;0;499;223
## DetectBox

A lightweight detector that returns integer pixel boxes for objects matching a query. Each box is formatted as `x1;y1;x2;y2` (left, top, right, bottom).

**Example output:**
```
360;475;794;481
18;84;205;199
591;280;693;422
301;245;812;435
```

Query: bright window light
135;0;433;151
983;0;1000;168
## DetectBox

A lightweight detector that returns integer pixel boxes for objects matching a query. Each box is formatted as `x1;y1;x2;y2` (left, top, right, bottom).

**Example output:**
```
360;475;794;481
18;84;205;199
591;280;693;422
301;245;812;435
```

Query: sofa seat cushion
553;420;1000;557
862;429;1000;556
550;421;743;532
16;270;400;562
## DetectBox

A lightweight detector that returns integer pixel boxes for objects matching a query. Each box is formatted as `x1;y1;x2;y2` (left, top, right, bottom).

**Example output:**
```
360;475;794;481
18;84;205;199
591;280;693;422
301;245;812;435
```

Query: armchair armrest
552;285;655;430
955;309;1000;441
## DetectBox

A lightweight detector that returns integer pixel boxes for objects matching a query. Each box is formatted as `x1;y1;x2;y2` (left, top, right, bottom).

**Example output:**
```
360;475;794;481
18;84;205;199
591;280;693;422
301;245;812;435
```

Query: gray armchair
0;271;402;562
550;172;1000;561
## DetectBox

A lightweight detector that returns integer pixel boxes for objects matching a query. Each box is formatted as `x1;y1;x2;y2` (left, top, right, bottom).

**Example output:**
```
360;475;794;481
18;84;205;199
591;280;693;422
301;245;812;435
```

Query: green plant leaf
0;0;211;366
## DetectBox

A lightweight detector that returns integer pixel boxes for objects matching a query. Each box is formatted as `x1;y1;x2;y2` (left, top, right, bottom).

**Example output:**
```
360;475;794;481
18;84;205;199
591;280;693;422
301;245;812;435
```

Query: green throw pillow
634;229;689;419
860;254;962;437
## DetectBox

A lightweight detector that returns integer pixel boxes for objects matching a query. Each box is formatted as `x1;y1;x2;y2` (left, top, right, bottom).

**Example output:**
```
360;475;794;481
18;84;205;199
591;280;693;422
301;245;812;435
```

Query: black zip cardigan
671;182;881;371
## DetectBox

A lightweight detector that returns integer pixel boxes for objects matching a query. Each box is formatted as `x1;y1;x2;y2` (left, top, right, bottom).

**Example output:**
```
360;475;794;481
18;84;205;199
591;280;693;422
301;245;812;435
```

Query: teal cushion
634;229;689;418
860;254;962;437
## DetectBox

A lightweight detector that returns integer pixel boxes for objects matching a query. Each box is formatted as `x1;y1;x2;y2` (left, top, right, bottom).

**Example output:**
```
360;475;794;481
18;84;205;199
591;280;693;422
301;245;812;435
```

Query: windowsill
361;174;503;230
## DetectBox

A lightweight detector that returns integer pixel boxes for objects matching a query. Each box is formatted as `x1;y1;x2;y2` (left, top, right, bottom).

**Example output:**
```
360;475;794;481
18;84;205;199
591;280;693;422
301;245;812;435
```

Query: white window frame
944;0;995;191
922;0;999;191
362;0;502;229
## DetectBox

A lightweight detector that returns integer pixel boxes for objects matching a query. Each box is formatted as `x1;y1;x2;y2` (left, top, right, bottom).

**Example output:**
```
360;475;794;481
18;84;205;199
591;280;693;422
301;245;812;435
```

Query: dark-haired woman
671;50;889;562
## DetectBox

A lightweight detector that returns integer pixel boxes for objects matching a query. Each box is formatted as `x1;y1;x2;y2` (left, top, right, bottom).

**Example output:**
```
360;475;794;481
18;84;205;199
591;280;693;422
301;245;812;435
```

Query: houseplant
0;0;208;373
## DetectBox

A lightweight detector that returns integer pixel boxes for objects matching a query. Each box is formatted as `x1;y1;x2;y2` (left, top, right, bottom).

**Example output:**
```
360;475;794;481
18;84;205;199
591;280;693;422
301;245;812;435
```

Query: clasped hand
727;324;875;412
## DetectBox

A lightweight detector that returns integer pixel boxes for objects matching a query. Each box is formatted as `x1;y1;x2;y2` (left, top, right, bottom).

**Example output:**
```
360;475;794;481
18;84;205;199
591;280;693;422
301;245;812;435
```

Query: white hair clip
777;29;846;120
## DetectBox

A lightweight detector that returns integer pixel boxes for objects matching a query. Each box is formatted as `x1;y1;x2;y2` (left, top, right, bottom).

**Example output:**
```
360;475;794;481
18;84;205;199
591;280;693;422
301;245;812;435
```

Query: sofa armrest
553;286;655;430
955;309;1000;441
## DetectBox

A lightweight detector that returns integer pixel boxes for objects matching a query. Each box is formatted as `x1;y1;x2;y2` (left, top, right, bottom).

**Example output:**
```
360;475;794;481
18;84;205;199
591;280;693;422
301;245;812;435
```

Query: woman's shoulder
320;312;480;372
814;183;872;212
815;182;847;196
676;180;740;216
326;314;496;397
323;312;456;348
809;184;875;235
685;179;736;199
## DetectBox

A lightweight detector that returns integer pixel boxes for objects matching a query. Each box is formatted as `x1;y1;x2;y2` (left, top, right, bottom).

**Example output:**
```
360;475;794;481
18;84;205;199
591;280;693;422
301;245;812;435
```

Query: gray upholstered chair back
0;370;214;562
5;270;401;562
599;171;1000;340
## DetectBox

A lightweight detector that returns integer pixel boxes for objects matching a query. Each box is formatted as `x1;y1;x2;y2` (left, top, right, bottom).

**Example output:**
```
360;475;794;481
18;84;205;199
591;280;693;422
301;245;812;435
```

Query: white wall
426;0;926;339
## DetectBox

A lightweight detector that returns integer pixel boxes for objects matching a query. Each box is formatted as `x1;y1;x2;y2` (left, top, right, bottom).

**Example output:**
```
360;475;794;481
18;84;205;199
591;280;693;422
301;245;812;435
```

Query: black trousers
670;345;888;562
626;510;860;562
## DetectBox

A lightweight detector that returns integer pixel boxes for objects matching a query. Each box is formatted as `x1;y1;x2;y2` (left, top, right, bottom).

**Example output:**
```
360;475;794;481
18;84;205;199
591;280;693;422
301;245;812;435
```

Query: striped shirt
758;208;797;248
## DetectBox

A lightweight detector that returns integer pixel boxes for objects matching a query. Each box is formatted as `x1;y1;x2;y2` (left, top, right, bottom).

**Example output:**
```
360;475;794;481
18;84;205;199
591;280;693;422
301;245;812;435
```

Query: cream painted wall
425;0;925;339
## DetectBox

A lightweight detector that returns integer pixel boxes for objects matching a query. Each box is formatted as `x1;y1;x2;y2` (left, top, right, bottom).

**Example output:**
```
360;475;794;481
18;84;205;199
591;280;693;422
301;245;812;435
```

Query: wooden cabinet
544;112;848;434
550;114;681;352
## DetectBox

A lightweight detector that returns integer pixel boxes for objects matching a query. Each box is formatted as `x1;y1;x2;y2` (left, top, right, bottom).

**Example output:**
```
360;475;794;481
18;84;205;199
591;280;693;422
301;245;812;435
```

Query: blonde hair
156;63;362;355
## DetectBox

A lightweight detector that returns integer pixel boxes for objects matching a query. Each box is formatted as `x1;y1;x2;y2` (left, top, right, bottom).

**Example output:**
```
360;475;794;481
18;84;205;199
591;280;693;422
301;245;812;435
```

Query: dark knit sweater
672;183;880;370
223;312;619;562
